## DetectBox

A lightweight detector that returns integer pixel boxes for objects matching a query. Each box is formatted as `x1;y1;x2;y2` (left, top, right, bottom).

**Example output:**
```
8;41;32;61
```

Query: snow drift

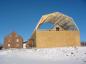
0;47;86;64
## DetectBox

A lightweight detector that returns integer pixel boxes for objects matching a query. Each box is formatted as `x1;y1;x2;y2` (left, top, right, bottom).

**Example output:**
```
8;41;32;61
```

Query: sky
0;0;86;44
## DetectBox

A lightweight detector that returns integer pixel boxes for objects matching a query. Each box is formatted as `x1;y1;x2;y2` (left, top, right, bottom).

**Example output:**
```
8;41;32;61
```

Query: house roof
35;12;79;31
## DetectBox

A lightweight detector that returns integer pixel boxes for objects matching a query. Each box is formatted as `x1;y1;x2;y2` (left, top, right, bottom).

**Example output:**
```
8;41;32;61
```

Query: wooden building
30;12;80;48
3;32;23;49
26;39;34;48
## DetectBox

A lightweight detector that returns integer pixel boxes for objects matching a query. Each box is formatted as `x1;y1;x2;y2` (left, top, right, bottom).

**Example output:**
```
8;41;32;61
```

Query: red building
3;32;23;49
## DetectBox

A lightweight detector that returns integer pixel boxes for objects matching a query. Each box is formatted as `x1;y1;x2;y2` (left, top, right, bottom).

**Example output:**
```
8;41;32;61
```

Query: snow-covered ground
0;47;86;64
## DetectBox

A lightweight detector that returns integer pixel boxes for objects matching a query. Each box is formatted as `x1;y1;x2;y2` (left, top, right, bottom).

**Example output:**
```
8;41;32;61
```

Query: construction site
2;12;80;49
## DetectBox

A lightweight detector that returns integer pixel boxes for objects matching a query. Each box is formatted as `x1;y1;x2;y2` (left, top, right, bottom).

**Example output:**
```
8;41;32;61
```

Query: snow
0;47;86;64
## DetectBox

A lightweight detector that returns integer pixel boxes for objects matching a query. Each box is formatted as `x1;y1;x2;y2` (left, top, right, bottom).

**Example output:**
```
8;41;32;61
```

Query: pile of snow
0;47;86;64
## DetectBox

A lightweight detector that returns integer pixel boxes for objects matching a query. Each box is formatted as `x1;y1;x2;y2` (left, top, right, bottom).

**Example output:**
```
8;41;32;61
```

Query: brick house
3;32;23;49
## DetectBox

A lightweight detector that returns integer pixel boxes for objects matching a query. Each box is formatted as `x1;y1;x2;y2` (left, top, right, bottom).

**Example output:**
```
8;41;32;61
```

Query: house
3;32;23;49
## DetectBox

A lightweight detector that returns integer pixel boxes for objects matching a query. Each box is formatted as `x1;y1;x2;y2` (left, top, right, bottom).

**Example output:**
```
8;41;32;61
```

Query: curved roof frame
35;12;79;31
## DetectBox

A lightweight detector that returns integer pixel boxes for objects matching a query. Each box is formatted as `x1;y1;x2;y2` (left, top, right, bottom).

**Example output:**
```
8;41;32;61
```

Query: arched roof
31;12;79;38
35;12;79;31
